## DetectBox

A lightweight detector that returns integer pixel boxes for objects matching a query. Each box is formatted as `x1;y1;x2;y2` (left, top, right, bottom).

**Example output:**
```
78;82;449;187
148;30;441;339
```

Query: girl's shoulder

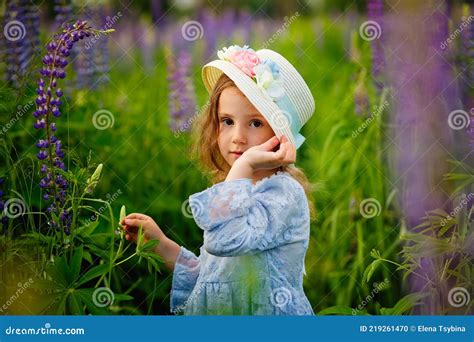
253;171;304;196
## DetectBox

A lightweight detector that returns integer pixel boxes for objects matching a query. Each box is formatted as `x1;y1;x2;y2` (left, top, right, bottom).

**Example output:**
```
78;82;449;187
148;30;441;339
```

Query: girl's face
217;86;276;167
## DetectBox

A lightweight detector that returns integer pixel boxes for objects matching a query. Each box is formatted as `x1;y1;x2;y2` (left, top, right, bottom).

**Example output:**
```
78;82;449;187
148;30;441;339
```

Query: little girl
121;45;316;315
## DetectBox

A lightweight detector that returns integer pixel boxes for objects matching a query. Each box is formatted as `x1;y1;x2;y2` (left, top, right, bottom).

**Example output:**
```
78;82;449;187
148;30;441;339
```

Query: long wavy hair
191;74;316;221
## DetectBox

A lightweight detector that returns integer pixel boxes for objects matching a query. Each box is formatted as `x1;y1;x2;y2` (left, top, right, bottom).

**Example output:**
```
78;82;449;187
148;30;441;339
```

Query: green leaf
75;288;110;315
70;245;83;283
48;256;71;287
30;278;66;292
76;264;110;287
139;239;160;253
76;220;100;237
114;294;134;302
380;293;428;315
68;291;84;315
363;259;382;283
82;250;93;264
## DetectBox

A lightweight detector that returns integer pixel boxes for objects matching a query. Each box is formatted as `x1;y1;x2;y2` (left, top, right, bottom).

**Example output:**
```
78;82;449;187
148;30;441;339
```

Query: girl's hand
120;213;166;244
121;213;182;272
240;135;296;171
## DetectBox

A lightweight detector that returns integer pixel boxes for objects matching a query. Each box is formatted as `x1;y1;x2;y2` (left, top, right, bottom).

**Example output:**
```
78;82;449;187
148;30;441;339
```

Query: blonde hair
191;74;316;221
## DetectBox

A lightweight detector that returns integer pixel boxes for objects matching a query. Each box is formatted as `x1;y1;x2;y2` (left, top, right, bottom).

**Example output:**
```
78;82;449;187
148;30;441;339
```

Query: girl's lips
230;152;243;158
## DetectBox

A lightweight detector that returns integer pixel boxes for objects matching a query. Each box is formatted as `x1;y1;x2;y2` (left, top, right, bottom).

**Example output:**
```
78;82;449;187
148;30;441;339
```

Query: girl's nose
231;125;247;144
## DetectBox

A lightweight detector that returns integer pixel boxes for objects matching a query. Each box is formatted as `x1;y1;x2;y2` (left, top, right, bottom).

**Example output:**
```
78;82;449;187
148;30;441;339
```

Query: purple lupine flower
385;2;462;314
3;1;40;88
94;7;111;85
197;9;219;60
367;0;385;90
236;9;252;46
34;20;112;234
166;47;197;133
459;4;474;112
4;2;24;87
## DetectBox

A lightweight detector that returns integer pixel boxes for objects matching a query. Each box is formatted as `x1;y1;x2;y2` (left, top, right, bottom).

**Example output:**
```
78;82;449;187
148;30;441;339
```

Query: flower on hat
254;59;285;101
217;45;259;77
217;45;285;102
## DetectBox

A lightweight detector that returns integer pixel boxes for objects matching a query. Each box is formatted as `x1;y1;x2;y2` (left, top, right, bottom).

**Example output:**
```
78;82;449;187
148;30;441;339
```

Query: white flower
254;59;285;101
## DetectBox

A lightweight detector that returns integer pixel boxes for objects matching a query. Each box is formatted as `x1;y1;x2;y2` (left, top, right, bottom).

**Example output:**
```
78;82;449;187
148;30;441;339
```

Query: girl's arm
155;237;181;271
121;213;181;271
190;173;309;257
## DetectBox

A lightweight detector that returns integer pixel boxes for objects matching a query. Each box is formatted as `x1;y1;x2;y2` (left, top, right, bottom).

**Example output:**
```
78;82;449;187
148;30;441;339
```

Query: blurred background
0;0;472;315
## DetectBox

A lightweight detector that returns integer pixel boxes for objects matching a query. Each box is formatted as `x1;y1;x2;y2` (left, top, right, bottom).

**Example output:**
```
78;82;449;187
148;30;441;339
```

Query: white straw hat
202;45;315;149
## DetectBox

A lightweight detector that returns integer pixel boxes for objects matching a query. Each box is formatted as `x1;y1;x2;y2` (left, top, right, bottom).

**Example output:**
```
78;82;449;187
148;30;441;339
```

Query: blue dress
170;171;314;315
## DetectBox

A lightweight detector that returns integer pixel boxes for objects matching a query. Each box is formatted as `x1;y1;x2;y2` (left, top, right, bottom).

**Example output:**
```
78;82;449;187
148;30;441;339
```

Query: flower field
0;0;472;315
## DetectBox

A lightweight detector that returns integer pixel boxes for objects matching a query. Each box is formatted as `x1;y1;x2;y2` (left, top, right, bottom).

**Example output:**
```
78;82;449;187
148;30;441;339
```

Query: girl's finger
286;143;296;162
122;213;148;223
261;136;280;151
275;139;288;159
124;224;138;233
123;218;143;228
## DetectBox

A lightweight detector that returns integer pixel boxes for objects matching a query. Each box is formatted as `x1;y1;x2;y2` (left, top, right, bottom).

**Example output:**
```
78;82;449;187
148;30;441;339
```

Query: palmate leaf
75;288;133;315
70;246;83;283
68;291;83;315
75;264;110;287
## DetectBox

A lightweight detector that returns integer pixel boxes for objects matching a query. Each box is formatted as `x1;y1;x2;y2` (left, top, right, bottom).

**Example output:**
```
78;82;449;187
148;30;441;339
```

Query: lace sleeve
170;246;200;313
188;174;310;257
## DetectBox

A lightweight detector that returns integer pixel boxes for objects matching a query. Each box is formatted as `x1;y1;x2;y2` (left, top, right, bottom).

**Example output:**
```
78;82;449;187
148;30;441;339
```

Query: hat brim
202;60;296;147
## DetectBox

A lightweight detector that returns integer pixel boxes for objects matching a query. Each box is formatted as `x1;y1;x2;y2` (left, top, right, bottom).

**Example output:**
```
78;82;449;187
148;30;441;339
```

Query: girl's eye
250;120;263;128
221;118;233;126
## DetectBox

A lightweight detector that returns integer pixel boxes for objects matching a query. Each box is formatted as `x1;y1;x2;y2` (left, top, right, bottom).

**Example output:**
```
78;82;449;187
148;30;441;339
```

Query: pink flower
228;50;260;77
